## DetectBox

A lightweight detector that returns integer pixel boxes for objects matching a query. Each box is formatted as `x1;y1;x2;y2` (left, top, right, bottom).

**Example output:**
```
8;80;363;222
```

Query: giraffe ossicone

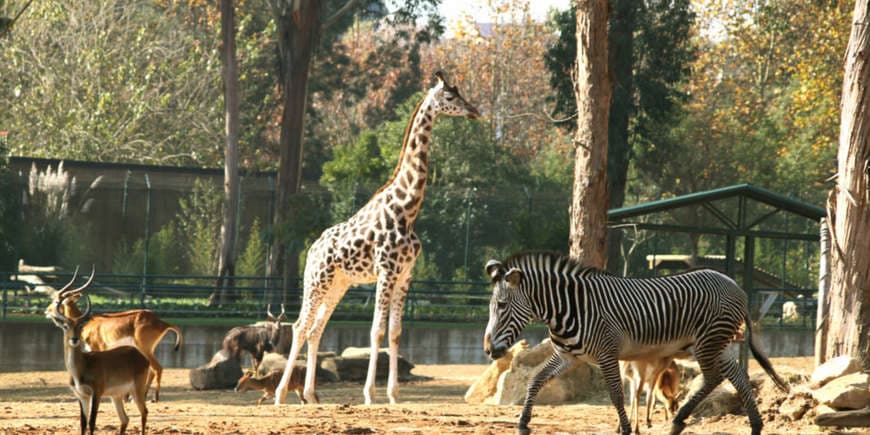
274;71;480;406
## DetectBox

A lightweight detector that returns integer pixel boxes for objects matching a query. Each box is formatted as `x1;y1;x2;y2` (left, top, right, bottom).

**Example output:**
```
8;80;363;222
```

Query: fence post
140;173;152;307
2;287;7;320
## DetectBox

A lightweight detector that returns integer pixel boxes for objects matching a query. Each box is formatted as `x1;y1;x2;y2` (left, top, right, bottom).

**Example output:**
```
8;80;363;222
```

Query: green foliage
320;131;391;221
0;168;20;271
112;224;185;276
237;218;266;277
177;180;221;275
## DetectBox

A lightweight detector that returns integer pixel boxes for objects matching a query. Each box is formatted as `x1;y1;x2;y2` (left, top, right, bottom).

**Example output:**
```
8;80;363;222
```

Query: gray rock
465;340;528;404
490;339;606;406
189;349;243;390
811;356;863;388
813;372;870;410
815;406;870;427
256;351;339;383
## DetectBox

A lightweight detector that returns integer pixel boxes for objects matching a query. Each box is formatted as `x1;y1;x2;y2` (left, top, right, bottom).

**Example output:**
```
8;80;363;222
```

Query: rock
815;406;870;427
256;351;339;383
465;340;528;404
686;375;742;417
811;356;863;388
330;350;415;382
778;392;815;421
485;339;605;406
812;372;870;410
189;349;243;390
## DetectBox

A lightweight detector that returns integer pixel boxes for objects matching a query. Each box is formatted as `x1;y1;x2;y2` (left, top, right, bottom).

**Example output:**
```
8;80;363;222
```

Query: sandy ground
0;357;857;434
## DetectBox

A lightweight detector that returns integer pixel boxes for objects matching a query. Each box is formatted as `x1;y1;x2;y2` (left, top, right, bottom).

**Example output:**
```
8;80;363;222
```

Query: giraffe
274;71;480;406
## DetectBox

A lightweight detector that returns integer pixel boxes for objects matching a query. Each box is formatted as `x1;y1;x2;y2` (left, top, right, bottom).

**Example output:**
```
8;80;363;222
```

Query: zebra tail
745;314;790;393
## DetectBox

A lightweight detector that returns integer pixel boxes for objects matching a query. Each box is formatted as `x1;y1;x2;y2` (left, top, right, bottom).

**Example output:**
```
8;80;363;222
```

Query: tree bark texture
569;0;611;269
826;0;870;371
213;0;241;306
268;0;321;302
605;0;635;273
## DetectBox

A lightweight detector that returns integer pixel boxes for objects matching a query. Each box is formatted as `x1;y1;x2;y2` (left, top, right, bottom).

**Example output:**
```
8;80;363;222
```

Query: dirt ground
0;357;859;434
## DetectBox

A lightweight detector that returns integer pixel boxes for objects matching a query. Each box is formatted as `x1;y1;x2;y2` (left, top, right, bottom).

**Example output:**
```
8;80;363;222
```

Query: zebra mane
502;250;606;276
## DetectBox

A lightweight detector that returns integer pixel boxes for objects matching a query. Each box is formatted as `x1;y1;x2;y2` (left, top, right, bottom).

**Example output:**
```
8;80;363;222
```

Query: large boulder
333;347;415;382
256;351;339;383
470;339;605;406
815;406;870;427
189;349;244;390
813;372;870;410
465;340;528;404
811;356;863;388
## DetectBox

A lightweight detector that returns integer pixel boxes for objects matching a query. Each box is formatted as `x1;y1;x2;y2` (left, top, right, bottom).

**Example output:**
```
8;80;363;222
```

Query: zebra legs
720;356;763;435
518;352;570;435
670;337;728;435
598;355;632;435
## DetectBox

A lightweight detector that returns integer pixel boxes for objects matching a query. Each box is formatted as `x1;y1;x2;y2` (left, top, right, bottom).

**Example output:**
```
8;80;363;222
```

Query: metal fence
1;270;816;329
0;271;493;322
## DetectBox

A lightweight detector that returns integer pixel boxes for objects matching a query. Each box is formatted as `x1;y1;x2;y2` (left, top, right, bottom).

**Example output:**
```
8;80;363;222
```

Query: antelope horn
67;266;95;296
78;294;93;322
55;266;80;299
278;304;286;321
266;303;274;319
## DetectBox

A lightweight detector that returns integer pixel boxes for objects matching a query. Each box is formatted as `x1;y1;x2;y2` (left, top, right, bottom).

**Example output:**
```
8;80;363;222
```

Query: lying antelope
47;275;150;435
621;358;681;433
235;364;313;405
222;304;285;373
45;268;183;402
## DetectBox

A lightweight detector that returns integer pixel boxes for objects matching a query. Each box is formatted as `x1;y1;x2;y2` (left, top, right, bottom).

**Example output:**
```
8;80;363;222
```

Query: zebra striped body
483;252;788;435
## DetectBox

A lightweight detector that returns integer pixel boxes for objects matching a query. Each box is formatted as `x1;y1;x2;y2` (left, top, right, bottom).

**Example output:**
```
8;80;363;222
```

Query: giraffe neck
375;95;437;221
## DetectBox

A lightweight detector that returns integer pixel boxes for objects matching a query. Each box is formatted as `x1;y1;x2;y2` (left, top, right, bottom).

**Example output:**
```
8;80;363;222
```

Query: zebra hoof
517;423;531;435
669;420;686;435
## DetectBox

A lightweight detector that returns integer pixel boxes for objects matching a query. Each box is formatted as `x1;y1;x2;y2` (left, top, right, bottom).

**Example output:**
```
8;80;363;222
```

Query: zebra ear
505;268;523;286
485;260;503;280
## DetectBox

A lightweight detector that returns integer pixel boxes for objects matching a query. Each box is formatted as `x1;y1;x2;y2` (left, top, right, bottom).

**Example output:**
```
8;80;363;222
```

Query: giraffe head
430;71;480;119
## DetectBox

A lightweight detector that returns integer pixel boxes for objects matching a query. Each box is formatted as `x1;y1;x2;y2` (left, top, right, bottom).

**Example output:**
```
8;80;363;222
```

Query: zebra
482;251;789;435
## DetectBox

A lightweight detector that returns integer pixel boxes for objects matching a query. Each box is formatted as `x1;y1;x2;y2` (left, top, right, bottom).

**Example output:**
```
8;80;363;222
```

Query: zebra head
483;259;532;360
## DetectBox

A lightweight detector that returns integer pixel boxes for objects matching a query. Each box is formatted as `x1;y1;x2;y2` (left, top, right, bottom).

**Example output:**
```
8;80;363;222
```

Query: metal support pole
2;288;7;320
463;188;474;277
815;218;830;367
140;173;151;307
121;170;131;232
740;235;755;371
264;175;275;305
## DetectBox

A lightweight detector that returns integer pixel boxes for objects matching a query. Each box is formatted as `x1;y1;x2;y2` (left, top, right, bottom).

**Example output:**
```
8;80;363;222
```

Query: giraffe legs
363;273;393;405
386;271;412;404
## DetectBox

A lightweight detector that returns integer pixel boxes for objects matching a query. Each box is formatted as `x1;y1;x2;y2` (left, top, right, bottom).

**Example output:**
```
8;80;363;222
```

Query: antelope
621;358;681;433
222;304;286;373
47;273;150;435
235;364;313;405
45;268;183;402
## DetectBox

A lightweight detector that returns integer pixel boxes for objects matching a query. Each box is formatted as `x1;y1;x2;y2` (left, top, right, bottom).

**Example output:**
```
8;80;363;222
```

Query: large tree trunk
605;0;635;273
569;0;610;269
211;0;241;307
825;0;870;370
268;0;321;304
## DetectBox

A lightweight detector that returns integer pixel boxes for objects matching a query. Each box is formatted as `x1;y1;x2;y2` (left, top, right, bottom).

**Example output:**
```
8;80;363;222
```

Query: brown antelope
621;358;681;433
235;364;313;405
45;268;183;402
47;275;150;435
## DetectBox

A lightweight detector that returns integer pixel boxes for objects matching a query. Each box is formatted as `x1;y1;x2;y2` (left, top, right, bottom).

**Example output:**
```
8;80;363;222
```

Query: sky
438;0;571;23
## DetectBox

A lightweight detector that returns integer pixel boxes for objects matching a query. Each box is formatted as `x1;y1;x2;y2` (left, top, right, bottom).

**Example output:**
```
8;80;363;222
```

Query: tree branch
323;0;360;28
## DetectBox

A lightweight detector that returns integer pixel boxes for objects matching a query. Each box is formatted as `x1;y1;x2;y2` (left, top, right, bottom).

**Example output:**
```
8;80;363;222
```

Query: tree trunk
267;0;321;304
569;0;610;269
825;0;870;371
211;0;241;307
605;0;635;273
